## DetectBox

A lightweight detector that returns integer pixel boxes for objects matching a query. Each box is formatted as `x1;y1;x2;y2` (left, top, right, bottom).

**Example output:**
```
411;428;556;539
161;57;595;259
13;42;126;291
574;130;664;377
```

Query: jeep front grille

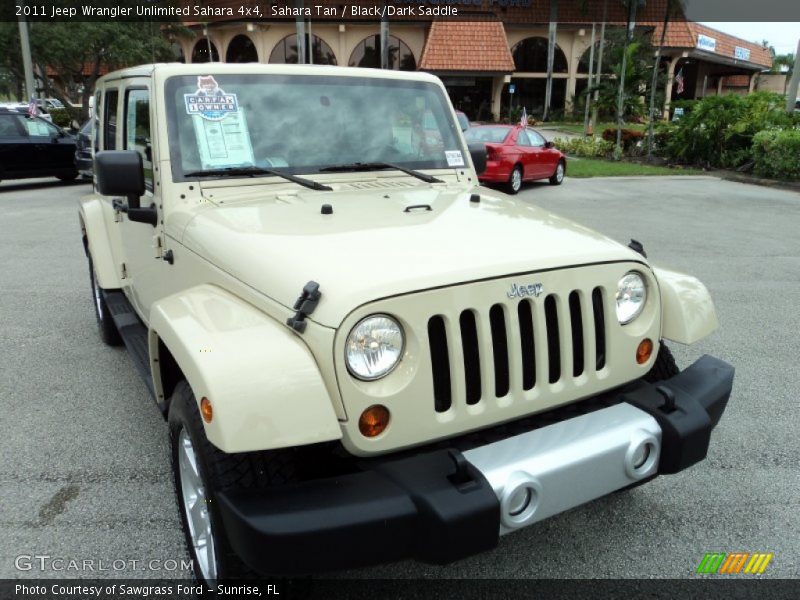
427;288;607;413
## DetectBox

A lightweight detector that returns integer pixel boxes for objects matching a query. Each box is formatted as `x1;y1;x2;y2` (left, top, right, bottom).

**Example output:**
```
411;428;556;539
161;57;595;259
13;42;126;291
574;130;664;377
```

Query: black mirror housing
545;140;555;149
95;150;145;208
468;142;487;176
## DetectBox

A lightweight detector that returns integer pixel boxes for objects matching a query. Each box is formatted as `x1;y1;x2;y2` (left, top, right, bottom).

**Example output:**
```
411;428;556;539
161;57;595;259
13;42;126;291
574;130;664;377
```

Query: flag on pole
675;68;685;95
520;107;528;127
27;96;39;117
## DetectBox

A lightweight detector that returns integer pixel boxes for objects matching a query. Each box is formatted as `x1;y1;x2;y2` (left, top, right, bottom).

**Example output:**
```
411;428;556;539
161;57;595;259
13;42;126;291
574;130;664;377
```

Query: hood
179;184;643;327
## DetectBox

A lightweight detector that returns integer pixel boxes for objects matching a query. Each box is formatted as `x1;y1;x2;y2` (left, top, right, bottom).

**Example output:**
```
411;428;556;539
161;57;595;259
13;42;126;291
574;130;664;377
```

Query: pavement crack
38;483;80;524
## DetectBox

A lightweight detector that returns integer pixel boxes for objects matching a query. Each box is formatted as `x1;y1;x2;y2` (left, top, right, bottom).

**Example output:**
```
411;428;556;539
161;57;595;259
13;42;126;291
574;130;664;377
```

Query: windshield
464;126;512;144
165;73;467;181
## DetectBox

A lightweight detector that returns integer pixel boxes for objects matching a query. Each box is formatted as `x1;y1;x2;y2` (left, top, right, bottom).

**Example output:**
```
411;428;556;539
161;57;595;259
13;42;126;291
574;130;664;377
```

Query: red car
464;124;566;194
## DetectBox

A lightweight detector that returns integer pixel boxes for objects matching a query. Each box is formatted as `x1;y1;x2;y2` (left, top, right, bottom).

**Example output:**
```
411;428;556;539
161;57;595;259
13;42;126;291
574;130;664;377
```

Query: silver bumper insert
463;403;661;534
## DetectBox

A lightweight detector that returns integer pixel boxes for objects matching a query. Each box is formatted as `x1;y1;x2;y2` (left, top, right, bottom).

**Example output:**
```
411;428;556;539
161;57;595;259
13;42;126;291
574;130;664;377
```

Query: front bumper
217;355;733;575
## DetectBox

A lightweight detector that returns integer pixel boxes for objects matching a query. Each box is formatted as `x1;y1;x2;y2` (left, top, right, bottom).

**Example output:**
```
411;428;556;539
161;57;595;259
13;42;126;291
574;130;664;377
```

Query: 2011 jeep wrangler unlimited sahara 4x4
79;63;734;581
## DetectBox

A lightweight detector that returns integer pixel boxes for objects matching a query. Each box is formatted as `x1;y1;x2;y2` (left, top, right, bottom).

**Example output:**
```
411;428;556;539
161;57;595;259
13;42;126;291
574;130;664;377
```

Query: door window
124;88;153;190
104;89;119;150
528;130;547;148
516;130;532;147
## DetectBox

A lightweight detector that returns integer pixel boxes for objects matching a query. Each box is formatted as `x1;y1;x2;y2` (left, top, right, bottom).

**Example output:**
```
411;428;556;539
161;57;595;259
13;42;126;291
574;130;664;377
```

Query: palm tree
543;0;558;121
647;0;686;158
590;0;609;135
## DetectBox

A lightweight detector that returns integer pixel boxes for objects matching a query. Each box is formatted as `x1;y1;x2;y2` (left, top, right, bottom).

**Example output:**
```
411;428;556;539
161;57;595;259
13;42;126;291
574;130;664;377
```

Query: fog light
632;443;651;469
200;397;213;423
359;405;390;438
636;338;653;364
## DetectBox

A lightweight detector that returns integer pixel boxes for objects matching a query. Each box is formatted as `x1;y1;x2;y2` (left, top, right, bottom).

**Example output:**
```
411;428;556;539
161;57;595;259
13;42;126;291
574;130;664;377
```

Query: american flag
675;68;685;95
27;96;39;117
520;107;528;127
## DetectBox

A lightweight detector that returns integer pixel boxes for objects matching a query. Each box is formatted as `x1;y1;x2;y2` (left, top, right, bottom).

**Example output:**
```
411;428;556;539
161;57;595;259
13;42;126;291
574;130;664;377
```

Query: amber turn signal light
636;339;654;364
200;397;213;423
359;405;390;438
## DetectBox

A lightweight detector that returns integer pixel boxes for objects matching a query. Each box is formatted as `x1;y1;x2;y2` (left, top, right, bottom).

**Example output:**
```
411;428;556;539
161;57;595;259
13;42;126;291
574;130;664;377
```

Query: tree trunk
583;23;596;136
647;1;673;158
543;0;558;121
615;0;637;155
590;0;608;134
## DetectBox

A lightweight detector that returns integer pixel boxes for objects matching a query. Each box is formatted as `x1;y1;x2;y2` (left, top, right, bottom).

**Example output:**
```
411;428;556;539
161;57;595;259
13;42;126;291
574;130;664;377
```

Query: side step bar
103;290;155;398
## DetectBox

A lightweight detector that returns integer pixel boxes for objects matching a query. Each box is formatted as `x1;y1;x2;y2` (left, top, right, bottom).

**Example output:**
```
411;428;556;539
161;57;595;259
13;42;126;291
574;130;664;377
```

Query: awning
418;21;515;74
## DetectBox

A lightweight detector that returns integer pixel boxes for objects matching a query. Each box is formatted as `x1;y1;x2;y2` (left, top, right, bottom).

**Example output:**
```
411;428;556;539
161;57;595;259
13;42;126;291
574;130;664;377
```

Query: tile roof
418;21;515;73
651;21;772;68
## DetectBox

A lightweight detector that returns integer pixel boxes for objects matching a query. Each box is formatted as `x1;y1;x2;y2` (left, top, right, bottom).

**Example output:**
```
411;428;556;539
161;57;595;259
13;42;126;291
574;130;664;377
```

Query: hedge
752;129;800;181
552;136;614;158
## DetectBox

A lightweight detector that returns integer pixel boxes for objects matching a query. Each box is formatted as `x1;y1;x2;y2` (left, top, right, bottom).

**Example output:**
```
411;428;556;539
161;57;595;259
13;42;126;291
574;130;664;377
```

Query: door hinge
153;234;163;259
120;263;128;279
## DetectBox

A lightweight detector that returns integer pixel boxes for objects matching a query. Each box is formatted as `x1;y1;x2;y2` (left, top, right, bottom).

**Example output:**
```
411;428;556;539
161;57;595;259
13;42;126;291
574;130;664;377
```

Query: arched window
269;34;337;65
577;42;613;74
226;34;258;63
511;37;568;73
191;39;219;63
348;34;416;70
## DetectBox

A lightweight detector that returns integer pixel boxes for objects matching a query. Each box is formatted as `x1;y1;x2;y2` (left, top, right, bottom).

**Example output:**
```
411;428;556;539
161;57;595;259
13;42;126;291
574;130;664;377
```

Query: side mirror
468;142;487;176
95;150;145;209
545;141;555;149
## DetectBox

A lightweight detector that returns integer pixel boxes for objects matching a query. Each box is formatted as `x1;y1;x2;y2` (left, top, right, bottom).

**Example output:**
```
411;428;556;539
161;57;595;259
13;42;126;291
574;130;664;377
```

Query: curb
714;170;800;193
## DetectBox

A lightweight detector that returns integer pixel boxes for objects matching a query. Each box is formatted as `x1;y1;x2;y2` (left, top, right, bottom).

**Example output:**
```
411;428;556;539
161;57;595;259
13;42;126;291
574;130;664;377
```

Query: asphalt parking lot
1;174;798;580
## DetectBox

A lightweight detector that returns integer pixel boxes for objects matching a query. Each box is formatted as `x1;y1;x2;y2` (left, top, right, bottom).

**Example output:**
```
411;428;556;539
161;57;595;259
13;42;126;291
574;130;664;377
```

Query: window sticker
191;110;254;169
445;150;465;167
184;75;239;121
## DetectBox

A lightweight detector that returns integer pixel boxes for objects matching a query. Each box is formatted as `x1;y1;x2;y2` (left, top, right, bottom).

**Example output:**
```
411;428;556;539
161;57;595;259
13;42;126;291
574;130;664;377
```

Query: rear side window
0;114;26;138
124;88;153;191
93;91;101;152
104;89;119;150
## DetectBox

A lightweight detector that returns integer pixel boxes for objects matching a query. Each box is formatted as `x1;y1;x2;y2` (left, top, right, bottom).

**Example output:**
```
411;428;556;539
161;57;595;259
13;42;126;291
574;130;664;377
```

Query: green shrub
552;136;614;158
48;107;81;129
752;129;800;180
658;92;798;168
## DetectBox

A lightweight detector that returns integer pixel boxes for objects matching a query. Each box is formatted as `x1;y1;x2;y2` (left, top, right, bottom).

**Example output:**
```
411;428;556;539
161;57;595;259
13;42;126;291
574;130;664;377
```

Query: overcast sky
700;22;799;55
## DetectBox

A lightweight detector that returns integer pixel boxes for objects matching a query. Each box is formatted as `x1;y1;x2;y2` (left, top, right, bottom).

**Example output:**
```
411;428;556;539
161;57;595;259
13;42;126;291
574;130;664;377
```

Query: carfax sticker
184;75;239;121
445;150;465;167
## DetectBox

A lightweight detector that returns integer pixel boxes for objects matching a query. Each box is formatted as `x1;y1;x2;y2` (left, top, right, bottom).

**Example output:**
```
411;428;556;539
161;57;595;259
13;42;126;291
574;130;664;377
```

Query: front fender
654;266;719;345
79;196;121;289
149;284;342;453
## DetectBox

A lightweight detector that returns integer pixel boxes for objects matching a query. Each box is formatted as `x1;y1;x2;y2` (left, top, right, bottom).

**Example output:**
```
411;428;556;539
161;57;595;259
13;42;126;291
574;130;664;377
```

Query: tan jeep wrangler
79;63;734;581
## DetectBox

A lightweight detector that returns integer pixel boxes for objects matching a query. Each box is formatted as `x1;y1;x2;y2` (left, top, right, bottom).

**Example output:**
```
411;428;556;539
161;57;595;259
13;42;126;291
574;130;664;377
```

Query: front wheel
506;165;523;194
169;382;299;583
57;172;79;182
549;160;565;185
644;342;680;383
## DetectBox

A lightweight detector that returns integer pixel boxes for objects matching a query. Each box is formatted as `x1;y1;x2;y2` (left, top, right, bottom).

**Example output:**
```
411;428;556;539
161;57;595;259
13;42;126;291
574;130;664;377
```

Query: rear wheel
506;165;523;194
88;256;122;346
549;160;565;185
169;381;299;583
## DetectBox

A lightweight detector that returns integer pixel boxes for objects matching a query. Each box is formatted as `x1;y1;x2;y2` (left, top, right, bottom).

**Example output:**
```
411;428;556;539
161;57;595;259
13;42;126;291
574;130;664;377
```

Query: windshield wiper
184;166;332;191
318;162;443;184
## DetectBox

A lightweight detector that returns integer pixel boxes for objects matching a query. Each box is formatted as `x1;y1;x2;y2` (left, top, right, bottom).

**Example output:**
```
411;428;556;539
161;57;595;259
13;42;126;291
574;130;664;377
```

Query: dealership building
175;0;772;121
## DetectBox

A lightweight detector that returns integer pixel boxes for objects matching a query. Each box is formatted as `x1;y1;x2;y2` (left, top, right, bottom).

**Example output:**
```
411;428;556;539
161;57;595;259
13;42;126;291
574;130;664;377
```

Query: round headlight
616;272;647;324
345;315;405;381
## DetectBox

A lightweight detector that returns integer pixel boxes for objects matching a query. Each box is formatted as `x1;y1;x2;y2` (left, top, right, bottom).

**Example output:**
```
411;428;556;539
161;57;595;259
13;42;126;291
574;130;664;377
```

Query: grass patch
566;157;702;178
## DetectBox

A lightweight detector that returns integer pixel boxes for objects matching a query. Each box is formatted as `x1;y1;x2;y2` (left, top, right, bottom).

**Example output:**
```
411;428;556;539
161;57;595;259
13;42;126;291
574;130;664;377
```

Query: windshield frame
164;73;467;183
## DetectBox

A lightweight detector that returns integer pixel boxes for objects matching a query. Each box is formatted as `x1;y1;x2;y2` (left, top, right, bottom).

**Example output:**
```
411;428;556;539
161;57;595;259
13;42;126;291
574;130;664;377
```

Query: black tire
57;172;79;182
506;165;523;194
168;381;299;583
549;160;566;185
644;342;680;383
88;256;122;346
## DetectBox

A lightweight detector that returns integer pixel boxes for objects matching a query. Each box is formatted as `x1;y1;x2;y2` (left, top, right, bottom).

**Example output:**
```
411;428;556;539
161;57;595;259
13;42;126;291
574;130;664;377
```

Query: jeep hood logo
508;282;544;299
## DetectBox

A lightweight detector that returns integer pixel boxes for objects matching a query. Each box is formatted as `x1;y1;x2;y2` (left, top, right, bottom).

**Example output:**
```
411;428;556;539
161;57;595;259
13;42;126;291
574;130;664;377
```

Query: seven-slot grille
427;288;607;413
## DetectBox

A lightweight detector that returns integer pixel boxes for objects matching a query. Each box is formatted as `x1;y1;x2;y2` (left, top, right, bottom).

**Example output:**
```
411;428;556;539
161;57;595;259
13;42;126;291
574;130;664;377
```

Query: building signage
509;84;516;94
697;34;717;52
734;46;751;61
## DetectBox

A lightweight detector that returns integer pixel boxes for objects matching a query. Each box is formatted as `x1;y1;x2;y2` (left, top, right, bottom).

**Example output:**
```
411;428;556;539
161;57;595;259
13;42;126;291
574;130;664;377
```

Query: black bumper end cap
624;354;734;474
